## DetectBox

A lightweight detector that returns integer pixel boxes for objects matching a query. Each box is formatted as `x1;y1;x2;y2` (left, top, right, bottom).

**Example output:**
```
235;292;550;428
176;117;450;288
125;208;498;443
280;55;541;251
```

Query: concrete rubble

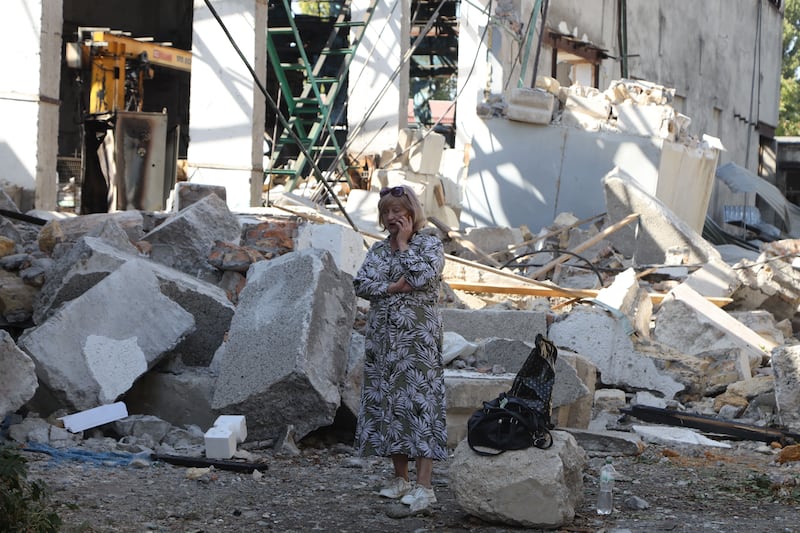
2;80;800;530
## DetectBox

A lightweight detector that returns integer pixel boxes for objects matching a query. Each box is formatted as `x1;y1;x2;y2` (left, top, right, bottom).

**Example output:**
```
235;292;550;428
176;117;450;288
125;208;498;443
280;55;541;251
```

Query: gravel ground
14;431;800;533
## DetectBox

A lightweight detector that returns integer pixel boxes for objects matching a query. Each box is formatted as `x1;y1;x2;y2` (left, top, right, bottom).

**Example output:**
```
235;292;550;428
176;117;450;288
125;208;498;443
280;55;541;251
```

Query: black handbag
467;334;558;456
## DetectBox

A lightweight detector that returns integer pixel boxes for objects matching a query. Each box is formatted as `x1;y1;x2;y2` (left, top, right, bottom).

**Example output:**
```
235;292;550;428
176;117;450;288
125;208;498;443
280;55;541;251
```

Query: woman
353;185;447;511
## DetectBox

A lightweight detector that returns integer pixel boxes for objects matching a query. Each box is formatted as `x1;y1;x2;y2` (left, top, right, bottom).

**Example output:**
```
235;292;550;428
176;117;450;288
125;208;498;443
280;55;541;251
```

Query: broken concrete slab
684;258;741;299
173;183;227;211
8;416;83;448
443;370;512;448
603;169;722;266
771;344;800;433
18;260;195;411
652;283;775;379
712;375;774;412
729;256;800;322
142;193;241;283
554;351;597;429
441;308;548;345
212;249;356;441
450;431;586;528
408;130;445;174
475;338;590;408
548;305;684;399
562;428;645;456
34;235;234;366
0;330;38;417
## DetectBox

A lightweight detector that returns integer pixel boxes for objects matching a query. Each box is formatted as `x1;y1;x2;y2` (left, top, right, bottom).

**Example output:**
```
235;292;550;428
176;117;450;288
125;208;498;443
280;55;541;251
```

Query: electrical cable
501;248;605;286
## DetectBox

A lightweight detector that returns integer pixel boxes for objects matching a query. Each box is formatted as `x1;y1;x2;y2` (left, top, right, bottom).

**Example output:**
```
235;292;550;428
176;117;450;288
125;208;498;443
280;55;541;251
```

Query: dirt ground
15;429;800;533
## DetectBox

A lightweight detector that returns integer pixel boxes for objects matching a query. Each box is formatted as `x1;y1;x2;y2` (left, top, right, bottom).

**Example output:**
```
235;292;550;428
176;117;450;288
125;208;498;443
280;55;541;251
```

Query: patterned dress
353;232;448;460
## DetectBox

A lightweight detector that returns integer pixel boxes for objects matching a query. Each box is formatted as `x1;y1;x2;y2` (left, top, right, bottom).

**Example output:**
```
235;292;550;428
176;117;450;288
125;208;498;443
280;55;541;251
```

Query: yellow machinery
66;28;191;213
67;28;191;116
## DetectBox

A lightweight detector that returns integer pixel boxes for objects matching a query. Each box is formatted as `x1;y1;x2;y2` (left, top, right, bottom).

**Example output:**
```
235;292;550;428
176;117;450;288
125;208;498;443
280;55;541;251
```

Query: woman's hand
388;276;413;293
396;215;413;250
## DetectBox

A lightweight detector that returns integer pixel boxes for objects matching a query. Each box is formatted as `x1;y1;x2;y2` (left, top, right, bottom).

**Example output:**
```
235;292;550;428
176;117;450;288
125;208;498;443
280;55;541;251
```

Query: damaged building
3;0;800;529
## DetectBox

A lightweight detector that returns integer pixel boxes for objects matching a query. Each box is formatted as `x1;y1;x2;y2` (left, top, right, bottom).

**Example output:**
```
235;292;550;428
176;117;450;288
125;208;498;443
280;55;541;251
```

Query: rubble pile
1;162;800;526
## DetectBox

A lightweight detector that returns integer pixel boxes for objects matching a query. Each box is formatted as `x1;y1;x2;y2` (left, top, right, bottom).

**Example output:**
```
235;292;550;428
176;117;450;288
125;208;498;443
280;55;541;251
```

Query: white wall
347;0;409;155
546;0;783;172
453;0;778;231
188;0;267;209
0;0;61;210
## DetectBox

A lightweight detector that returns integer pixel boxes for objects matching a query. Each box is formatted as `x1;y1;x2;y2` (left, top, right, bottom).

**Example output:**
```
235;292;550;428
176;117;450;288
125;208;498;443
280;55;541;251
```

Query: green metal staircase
266;0;379;192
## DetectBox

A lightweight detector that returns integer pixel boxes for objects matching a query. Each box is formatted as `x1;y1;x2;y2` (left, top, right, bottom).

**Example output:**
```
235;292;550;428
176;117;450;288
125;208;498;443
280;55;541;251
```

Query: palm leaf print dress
353;232;448;460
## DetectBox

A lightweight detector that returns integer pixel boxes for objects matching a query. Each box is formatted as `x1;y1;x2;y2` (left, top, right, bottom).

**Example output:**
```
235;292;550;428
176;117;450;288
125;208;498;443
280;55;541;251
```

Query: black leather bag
467;334;558;456
467;392;553;455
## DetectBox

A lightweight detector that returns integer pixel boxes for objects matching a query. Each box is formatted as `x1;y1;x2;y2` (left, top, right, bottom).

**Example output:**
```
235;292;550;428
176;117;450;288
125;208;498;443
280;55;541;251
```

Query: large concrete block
653;283;776;378
142;193;241;283
444;370;513;448
37;211;144;255
34;235;234;367
408;131;446;175
0;331;38;417
212;249;356;441
295;221;365;277
509;87;556;113
614;101;677;139
548;305;684;399
450;431;586;528
123;368;217;430
603;169;721;265
18;260;195;411
506;104;552;125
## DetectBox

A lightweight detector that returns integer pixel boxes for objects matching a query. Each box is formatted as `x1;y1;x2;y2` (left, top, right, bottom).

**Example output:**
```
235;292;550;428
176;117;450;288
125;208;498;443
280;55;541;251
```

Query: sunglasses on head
379;186;406;198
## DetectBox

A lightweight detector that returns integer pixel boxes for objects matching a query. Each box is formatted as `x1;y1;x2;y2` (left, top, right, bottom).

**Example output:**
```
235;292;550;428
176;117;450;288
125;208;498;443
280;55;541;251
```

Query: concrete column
0;0;61;210
347;0;409;156
189;0;267;209
454;0;494;150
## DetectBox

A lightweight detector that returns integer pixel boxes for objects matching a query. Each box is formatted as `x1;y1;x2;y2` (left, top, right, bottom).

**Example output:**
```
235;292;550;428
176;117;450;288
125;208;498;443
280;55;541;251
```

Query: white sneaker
378;477;413;499
400;485;436;510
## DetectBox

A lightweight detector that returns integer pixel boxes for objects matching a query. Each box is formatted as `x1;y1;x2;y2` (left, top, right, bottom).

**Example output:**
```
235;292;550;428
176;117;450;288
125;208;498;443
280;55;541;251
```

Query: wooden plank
527;213;640;280
490;212;606;258
445;280;732;307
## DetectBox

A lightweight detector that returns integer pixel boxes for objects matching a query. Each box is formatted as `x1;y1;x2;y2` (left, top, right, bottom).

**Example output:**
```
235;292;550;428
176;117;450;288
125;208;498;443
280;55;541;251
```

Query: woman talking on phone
352;184;447;512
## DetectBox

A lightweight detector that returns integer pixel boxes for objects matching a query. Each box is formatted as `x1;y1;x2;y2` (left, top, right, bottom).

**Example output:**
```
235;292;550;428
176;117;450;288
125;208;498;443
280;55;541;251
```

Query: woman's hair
378;185;427;232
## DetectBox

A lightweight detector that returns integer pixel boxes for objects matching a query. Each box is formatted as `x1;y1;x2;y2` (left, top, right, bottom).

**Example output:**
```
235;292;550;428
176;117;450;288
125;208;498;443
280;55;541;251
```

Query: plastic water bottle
596;457;616;515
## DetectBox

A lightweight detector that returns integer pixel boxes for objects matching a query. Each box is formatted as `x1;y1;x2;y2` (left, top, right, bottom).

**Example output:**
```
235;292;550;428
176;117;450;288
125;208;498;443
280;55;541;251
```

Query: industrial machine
66;28;191;213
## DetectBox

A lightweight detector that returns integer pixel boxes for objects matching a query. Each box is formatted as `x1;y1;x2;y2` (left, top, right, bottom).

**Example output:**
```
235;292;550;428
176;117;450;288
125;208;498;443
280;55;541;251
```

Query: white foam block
213;415;247;443
204;426;236;459
58;402;129;433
